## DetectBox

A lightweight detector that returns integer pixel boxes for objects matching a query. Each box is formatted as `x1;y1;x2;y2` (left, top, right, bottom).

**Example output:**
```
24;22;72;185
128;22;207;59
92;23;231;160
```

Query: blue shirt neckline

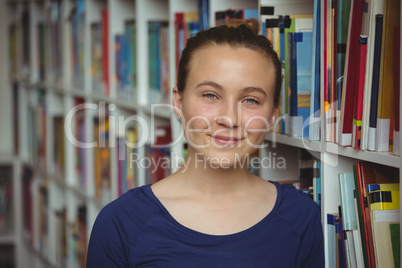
142;180;282;241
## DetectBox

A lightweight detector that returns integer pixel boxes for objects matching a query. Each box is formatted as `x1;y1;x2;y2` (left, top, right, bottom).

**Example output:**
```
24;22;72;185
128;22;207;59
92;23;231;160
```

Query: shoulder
273;183;324;266
89;185;161;247
94;185;158;229
276;183;320;216
87;186;160;267
273;183;321;234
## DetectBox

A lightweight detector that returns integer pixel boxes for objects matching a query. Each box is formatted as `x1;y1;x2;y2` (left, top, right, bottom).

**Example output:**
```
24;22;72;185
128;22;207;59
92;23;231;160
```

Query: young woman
87;19;324;267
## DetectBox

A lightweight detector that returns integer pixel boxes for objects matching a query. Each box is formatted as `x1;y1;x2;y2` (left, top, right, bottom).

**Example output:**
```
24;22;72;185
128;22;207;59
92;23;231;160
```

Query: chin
193;149;252;170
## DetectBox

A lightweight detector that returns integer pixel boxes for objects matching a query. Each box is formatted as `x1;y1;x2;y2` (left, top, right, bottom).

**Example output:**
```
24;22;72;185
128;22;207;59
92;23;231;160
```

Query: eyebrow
196;81;267;97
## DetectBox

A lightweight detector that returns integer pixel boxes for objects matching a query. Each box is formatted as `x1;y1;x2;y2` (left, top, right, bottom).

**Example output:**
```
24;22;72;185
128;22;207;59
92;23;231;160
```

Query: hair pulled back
177;18;282;108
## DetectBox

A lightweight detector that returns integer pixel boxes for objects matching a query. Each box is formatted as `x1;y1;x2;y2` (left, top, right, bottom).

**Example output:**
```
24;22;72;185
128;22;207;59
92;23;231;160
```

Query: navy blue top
87;182;324;267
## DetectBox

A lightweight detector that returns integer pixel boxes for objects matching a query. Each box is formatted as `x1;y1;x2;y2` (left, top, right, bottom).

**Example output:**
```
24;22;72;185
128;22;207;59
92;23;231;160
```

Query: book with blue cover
294;31;312;138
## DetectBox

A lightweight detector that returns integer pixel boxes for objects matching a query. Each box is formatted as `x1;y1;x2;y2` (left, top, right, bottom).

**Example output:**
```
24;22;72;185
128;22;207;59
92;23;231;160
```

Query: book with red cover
330;0;337;143
339;0;364;146
354;161;399;268
175;13;185;77
352;35;367;149
101;9;109;96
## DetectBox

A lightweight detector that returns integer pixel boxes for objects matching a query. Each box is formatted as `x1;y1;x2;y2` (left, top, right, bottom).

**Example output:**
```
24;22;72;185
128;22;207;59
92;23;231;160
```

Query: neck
175;151;256;196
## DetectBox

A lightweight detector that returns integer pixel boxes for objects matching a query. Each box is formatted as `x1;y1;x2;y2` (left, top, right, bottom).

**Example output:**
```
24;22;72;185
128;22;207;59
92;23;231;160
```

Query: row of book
259;5;319;141
21;163;87;267
11;1;171;103
259;0;401;156
46;0;63;84
328;161;400;267
324;0;400;154
215;8;259;26
21;89;173;201
274;148;321;207
148;21;170;104
23;87;64;176
294;150;321;206
173;7;259;94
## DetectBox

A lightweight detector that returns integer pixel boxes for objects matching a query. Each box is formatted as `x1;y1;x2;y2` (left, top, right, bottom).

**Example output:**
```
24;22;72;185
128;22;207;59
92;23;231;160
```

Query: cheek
182;102;215;130
243;112;271;137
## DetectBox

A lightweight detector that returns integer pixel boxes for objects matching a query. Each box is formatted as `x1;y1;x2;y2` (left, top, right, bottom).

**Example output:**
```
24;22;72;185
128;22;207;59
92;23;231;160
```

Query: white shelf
265;132;321;152
0;235;16;245
325;142;400;168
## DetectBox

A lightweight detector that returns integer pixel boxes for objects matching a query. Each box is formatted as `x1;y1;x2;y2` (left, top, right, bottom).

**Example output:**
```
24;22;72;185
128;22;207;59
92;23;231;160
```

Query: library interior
0;0;400;267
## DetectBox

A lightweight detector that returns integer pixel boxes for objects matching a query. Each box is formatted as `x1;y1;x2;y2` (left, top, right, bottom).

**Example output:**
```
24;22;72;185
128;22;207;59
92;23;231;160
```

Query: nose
215;100;240;128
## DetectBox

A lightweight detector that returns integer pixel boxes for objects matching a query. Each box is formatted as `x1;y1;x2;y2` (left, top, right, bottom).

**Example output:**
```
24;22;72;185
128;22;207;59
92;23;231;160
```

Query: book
330;0;337;143
0;166;12;233
339;173;358;230
389;223;400;268
309;0;321;141
362;0;384;150
101;9;109;96
93;116;111;203
376;0;400;152
339;0;365;146
352;35;367;149
337;206;348;268
313;161;321;206
327;213;339;268
370;209;400;267
367;15;384;151
354;161;399;267
367;183;400;211
352;163;369;267
198;0;209;31
336;0;351;143
339;172;364;268
288;30;313;138
91;22;103;95
393;26;400;155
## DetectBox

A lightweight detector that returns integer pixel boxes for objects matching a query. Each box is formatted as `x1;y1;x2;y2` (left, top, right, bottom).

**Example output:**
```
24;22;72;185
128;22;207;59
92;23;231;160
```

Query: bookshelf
0;0;400;267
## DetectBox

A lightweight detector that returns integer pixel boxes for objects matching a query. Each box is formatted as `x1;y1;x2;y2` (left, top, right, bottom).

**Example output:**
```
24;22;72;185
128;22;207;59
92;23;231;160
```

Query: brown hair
177;18;282;108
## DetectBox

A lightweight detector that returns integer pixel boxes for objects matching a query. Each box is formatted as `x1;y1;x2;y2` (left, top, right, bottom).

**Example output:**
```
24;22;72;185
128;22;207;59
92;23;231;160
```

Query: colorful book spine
309;0;321;141
367;15;384;151
393;26;400;155
377;0;401;152
339;0;364;146
101;9;109;96
352;35;367;149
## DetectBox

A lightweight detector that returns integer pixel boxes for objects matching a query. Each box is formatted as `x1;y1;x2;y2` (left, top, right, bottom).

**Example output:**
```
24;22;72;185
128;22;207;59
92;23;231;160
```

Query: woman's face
173;45;277;168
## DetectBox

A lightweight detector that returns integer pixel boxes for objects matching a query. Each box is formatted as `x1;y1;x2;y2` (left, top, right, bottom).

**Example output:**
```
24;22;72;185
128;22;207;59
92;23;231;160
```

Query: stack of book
259;4;319;141
328;162;400;267
324;0;400;154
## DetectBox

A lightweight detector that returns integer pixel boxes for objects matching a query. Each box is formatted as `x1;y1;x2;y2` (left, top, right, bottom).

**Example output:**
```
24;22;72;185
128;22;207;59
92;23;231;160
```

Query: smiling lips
211;135;244;145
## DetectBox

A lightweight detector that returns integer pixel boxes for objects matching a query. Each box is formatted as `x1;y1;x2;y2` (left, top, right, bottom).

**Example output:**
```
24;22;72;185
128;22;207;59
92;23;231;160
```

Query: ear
172;87;184;119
